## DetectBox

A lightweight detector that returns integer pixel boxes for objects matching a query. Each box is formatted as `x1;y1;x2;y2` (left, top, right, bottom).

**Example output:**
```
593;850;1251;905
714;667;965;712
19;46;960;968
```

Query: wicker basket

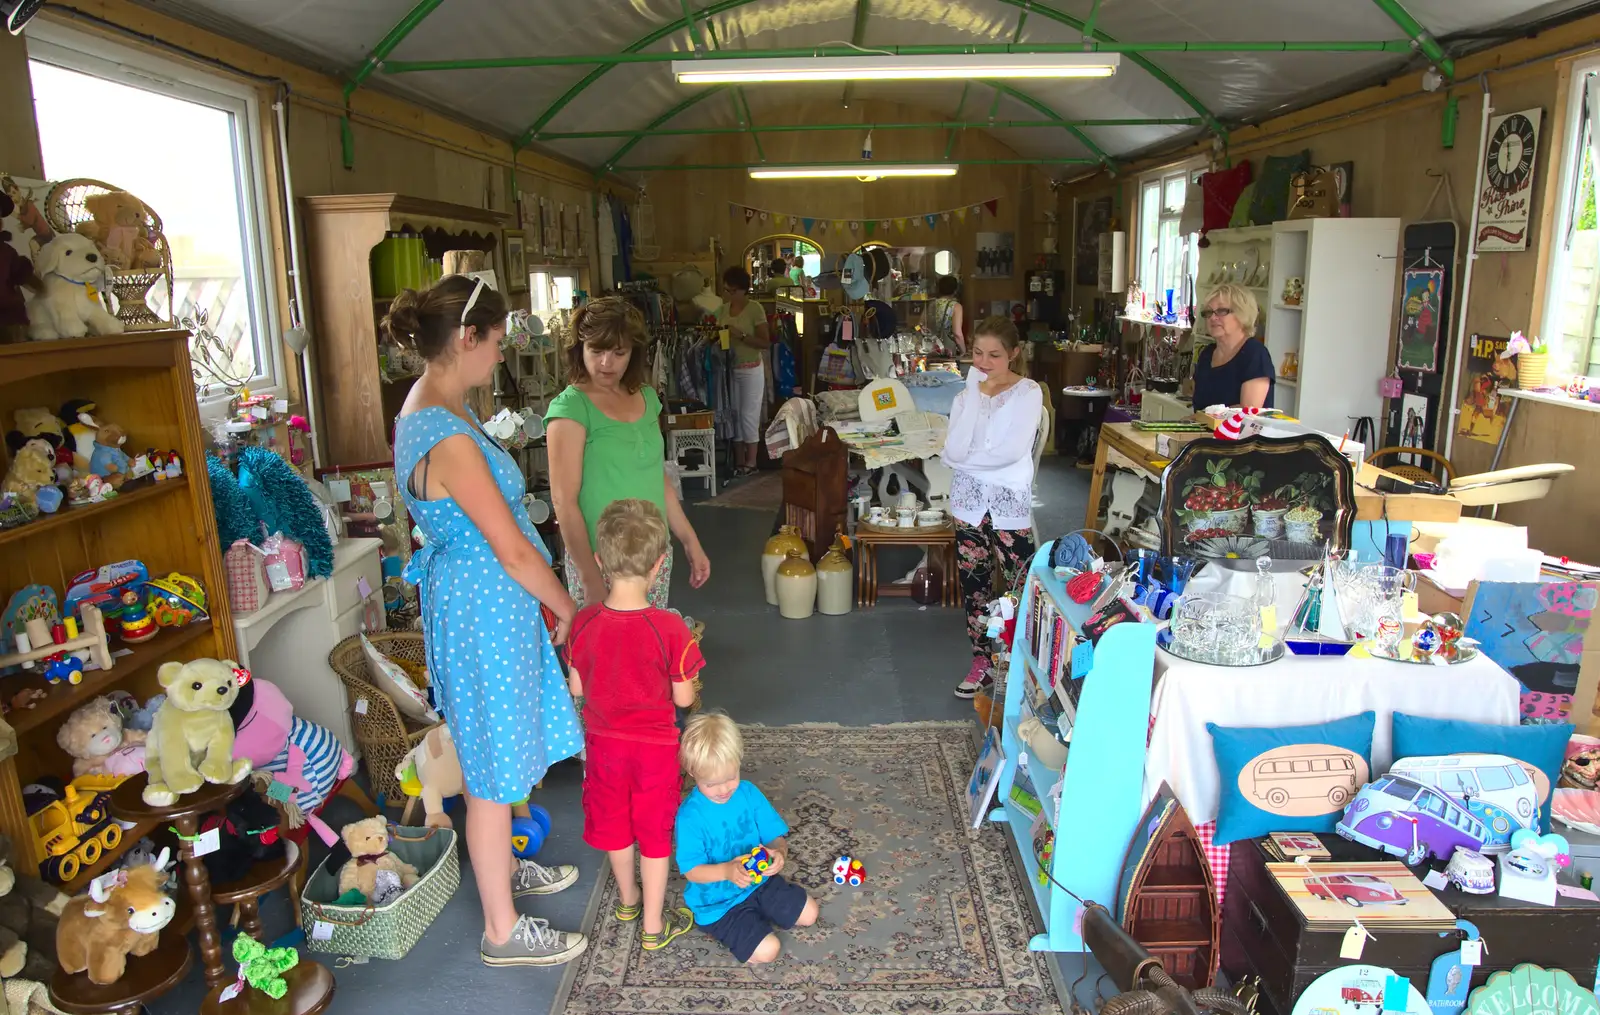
328;632;441;802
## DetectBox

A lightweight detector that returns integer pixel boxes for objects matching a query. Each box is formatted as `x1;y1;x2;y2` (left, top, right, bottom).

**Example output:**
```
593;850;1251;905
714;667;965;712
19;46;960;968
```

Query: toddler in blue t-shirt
674;712;819;964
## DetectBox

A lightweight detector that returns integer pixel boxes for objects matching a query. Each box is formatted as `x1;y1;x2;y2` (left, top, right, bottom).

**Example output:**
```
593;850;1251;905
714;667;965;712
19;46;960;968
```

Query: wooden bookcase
0;330;235;892
994;544;1156;952
300;194;512;466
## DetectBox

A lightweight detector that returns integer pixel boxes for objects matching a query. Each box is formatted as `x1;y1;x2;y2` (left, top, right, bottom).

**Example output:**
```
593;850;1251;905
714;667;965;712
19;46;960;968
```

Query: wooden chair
1366;446;1456;486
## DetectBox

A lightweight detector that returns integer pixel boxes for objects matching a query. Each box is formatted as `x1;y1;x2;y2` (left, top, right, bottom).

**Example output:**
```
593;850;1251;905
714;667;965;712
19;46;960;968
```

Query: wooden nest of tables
852;521;959;607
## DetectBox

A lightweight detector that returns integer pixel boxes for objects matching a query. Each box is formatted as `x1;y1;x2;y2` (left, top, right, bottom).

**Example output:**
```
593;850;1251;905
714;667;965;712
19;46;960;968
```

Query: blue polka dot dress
396;407;581;804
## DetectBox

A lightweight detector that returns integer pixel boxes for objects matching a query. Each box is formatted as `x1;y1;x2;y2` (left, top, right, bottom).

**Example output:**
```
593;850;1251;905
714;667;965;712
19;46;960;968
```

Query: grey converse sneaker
512;858;579;898
481;915;588;967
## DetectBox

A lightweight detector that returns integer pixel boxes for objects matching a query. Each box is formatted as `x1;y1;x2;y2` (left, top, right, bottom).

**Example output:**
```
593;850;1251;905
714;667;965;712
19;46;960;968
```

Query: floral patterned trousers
956;516;1036;655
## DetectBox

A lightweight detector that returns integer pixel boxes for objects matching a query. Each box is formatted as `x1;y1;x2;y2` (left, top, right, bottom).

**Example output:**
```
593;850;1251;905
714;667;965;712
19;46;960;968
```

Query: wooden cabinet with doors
300;194;512;466
0;330;235;893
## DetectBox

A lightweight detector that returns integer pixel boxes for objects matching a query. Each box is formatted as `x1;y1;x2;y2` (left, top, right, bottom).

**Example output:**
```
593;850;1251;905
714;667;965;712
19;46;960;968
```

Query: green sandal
614;901;642;922
641;907;695;951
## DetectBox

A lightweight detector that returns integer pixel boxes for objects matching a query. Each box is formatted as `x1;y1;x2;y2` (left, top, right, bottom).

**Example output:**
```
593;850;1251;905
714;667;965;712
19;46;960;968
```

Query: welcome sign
1466;965;1599;1015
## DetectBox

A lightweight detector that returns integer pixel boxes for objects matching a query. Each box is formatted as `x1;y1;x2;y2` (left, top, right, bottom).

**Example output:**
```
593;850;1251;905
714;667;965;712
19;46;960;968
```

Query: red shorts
581;734;681;858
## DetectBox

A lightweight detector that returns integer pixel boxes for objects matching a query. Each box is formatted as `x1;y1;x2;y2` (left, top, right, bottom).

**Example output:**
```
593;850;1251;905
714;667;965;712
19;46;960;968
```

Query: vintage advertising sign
1475;109;1542;252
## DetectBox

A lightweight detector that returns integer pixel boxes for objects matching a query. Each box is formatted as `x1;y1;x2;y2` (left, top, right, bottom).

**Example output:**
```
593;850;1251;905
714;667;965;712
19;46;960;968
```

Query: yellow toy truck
28;776;126;884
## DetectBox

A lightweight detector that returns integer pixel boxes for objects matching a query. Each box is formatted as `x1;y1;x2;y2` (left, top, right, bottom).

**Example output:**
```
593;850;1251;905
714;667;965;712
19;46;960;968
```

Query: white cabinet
232;538;385;755
1198;218;1401;436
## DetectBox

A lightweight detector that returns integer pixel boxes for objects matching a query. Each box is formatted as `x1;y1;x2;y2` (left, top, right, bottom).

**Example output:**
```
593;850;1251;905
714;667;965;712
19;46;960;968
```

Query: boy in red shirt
567;499;703;950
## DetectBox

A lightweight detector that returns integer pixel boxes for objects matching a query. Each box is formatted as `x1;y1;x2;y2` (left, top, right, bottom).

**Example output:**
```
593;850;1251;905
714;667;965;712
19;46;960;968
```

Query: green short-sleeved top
717;299;769;367
545;384;666;547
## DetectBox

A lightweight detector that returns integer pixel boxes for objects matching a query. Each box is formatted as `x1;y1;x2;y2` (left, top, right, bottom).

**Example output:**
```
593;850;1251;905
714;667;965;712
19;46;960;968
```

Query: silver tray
1156;626;1287;667
1367;642;1481;666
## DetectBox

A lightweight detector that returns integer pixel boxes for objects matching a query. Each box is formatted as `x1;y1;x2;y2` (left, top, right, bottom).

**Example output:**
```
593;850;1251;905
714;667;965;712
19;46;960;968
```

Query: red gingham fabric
224;539;267;613
1195;820;1231;908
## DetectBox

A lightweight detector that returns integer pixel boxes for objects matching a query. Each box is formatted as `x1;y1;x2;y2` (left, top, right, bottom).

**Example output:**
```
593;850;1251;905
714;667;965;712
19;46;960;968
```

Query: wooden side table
201;961;336;1015
211;841;307;939
853;523;960;607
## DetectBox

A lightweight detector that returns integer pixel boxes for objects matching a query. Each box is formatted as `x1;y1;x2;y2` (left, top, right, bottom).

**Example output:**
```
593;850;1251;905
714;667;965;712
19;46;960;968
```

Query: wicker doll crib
43;178;174;330
328;632;440;802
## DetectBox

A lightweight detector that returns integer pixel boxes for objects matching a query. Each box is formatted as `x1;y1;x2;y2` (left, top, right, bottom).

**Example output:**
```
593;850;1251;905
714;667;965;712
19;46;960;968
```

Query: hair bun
383;289;424;350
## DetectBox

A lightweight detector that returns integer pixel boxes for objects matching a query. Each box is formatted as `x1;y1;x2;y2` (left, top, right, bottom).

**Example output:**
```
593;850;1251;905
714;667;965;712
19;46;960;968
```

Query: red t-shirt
567;605;705;746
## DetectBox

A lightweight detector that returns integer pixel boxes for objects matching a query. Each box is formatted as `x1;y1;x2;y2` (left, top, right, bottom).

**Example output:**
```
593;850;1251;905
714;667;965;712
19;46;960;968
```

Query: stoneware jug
762;525;808;605
775;550;818;620
816;535;854;616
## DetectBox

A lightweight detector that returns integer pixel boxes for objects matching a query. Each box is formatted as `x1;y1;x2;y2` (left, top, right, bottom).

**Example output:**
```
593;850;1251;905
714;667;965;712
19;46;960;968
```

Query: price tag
311;920;334;941
1422;869;1450;890
1340;922;1372;960
327;478;352;503
273;398;288;414
1383;976;1411;1010
355;697;369;716
719;328;731;351
250;405;270;420
218;980;243;1003
192;827;221;857
356;576;373;600
266;779;293;803
1460;939;1483;966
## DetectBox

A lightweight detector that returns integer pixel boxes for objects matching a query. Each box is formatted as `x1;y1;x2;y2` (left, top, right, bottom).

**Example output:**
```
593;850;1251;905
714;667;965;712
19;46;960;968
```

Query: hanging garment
617;204;633;282
598;196;617;291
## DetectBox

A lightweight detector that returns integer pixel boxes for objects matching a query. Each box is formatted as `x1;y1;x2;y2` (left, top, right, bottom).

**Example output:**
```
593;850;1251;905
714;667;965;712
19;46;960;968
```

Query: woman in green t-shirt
716;266;771;479
546;297;710;608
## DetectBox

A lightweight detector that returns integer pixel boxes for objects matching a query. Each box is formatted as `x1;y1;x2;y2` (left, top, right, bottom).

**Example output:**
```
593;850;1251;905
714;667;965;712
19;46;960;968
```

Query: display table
1084;421;1465;530
1143;649;1521;826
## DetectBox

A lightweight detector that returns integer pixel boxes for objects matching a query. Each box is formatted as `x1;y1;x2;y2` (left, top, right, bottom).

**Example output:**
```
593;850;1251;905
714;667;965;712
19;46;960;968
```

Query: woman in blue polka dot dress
387;275;588;968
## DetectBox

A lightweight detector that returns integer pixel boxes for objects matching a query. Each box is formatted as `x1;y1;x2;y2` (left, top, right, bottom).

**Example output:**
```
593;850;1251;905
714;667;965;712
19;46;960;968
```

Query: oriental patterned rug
552;723;1064;1015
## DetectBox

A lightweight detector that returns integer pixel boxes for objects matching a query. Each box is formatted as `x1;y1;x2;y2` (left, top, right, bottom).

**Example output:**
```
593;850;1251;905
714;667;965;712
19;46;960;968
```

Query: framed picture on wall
1074;196;1112;286
503;230;528;293
1396;266;1444;372
1455;334;1519;445
974;232;1015;279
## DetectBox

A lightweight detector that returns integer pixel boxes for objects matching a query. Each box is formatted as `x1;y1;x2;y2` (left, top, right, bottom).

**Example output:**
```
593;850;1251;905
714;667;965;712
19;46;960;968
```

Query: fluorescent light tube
676;53;1119;85
749;165;958;179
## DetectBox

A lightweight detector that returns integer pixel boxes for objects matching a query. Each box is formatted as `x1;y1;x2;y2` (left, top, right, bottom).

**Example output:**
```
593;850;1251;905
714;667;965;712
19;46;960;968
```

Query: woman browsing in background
717;267;771;479
927;274;967;357
941;317;1044;700
547;296;711;610
1192;283;1274;411
387;275;586;968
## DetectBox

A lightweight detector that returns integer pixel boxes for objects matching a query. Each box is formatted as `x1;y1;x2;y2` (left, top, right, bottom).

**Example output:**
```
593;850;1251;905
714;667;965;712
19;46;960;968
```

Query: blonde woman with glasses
1193;283;1275;411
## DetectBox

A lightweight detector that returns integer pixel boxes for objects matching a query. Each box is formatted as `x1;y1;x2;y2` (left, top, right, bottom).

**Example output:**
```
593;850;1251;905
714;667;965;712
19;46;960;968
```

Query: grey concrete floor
154;456;1094;1014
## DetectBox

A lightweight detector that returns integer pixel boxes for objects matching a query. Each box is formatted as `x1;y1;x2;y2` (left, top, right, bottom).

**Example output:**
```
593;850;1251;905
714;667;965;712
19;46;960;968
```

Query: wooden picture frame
1156;434;1356;558
503;230;527;293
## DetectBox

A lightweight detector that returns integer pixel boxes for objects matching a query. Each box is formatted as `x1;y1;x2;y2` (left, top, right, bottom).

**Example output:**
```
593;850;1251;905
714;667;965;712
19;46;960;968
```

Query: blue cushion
1207;712;1377;846
1391;712;1572;832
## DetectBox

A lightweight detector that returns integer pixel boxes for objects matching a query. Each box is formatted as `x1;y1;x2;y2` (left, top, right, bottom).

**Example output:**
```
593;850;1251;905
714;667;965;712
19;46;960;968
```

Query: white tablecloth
1143;649;1522;827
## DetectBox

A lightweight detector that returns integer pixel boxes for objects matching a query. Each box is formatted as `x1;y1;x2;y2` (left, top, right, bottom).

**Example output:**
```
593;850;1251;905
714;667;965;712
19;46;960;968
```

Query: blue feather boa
206;449;335;579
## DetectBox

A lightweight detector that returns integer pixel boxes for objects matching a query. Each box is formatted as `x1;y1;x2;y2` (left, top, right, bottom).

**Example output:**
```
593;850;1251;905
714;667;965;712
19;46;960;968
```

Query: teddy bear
57;696;147;779
88;424;131;489
141;658;252;806
335;817;418;900
74;192;160;271
0;443;53;512
0;833;69;984
24;234;123;341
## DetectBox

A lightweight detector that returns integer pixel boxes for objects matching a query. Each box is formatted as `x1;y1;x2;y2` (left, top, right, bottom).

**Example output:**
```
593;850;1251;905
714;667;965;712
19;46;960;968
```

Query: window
1541;57;1600;376
27;26;280;397
1136;164;1203;305
529;268;581;312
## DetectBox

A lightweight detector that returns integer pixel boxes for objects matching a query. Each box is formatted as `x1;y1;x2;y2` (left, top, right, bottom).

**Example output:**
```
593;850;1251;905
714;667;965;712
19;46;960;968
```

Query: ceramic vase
1518;352;1548;390
816;535;854;616
775;550;817;620
910;565;942;606
762;525;808;606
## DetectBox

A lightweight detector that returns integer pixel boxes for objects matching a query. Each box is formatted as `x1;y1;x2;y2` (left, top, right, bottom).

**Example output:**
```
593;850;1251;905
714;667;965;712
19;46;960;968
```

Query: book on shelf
967;727;1008;830
1009;764;1042;817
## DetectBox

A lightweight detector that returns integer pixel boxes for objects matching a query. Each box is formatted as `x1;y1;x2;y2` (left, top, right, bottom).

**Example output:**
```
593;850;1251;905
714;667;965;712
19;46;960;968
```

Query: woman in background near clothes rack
942;316;1044;700
717;266;771;479
547;296;711;609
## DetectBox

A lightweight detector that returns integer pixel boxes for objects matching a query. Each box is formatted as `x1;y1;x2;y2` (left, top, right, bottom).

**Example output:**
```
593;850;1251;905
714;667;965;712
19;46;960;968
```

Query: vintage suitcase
1221;835;1600;1015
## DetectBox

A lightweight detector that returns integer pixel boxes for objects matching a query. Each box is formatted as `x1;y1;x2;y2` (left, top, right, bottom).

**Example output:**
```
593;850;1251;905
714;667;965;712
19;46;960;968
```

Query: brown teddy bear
74;192;160;271
0;443;53;511
0;833;69;984
336;817;418;900
141;659;252;806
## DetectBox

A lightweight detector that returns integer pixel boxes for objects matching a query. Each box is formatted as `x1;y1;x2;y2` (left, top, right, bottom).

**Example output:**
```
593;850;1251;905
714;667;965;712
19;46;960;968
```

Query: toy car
741;846;774;885
832;855;865;886
1445;847;1496;894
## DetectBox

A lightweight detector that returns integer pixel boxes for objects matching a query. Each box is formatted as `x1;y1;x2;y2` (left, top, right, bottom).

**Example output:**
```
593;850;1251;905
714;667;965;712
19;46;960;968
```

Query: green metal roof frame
338;0;1457;174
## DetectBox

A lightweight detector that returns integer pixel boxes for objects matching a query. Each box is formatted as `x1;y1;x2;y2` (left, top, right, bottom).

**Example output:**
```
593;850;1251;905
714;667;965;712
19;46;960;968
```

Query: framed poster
1397;267;1445;372
1074;196;1112;286
1455;333;1518;445
1475;108;1542;252
503;230;527;294
974;231;1014;279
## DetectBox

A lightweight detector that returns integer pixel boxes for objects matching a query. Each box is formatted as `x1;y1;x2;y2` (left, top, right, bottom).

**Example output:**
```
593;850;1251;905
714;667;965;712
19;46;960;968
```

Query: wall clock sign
1475;108;1542;252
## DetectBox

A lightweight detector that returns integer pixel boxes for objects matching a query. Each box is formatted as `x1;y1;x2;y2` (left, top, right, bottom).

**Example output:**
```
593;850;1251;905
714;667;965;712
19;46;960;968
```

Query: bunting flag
924;214;938;230
895;218;908;231
834;221;846;233
849;220;860;233
864;221;877;237
744;207;756;224
941;211;951;223
819;220;829;234
956;207;969;222
879;219;890;232
983;199;999;217
759;211;768;222
724;198;1003;232
801;217;815;234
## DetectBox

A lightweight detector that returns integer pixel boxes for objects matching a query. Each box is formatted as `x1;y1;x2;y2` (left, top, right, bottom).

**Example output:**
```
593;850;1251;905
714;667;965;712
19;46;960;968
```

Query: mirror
743;233;823;288
933;249;958;276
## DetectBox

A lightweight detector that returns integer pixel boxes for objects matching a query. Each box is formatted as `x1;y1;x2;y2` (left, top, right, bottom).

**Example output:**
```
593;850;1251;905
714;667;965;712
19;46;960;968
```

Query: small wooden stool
201;960;336;1015
853;523;960;607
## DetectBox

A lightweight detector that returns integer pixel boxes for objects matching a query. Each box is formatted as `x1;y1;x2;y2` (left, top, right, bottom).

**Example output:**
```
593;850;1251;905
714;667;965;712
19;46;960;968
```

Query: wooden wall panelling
0;30;42;177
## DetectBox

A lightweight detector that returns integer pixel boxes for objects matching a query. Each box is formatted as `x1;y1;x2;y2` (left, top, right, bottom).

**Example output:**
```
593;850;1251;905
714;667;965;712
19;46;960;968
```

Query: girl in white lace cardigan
941;316;1044;700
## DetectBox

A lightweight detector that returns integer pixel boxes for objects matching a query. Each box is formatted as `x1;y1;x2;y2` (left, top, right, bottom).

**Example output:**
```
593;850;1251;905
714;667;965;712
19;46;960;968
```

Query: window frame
1539;53;1600;375
1134;159;1205;306
528;265;583;313
25;22;284;405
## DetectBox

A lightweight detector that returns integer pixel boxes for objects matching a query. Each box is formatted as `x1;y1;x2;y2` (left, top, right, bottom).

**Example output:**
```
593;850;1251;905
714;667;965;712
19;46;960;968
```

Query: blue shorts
701;874;808;962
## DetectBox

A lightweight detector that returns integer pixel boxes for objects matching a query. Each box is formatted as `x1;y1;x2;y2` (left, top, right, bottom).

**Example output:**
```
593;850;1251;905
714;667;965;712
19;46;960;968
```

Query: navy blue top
1192;341;1276;410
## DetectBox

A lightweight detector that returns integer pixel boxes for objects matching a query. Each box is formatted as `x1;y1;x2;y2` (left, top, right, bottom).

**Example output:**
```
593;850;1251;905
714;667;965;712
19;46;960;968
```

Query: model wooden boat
1115;783;1221;988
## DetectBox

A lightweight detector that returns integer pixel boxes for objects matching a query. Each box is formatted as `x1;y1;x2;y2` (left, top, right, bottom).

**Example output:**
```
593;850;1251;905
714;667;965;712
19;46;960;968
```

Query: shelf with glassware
990;543;1157;952
1197;219;1400;435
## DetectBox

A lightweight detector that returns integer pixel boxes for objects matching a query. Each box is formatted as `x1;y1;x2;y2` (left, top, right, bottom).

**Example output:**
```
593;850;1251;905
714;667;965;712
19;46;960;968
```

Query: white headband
459;276;488;340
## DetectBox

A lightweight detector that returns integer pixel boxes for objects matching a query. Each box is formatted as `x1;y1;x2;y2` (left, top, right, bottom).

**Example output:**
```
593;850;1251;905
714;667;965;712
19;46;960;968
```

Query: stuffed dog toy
25;234;123;341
